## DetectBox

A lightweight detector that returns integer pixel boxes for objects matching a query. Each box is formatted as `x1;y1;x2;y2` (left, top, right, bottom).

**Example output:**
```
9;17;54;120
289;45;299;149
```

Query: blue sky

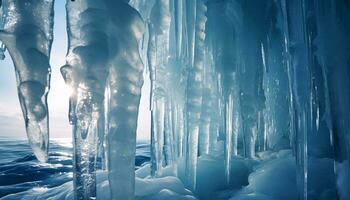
0;1;150;140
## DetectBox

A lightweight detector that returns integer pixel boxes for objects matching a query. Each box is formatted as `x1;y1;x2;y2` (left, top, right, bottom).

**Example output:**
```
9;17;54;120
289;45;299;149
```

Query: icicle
198;63;213;156
208;90;219;154
185;0;197;67
153;98;165;175
280;0;296;151
0;0;54;163
316;1;350;197
177;105;185;157
102;85;111;170
261;2;292;151
164;99;175;165
171;100;179;162
105;1;145;199
63;1;145;199
208;67;221;155
198;87;211;156
225;91;233;184
236;0;267;159
175;0;183;59
184;0;207;191
232;75;241;156
284;0;312;199
0;2;6;60
0;42;5;60
63;1;109;199
148;0;172;177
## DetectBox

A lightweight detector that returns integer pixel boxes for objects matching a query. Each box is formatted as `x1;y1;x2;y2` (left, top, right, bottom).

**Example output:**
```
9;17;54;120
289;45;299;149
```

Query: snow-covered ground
0;138;343;200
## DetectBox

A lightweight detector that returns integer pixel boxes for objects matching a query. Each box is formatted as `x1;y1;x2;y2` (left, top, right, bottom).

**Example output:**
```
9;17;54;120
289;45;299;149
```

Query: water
0;138;150;198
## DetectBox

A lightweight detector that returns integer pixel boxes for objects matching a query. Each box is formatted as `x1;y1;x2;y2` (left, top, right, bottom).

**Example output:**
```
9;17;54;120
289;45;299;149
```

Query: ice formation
1;0;350;199
62;0;145;199
147;0;172;177
0;0;54;163
62;1;108;199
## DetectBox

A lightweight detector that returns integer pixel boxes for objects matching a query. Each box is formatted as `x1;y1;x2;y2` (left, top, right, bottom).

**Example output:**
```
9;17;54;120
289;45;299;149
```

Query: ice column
147;0;171;177
0;0;54;162
284;0;311;199
280;0;297;152
313;4;350;196
62;1;109;199
208;73;220;155
105;1;145;199
198;63;214;156
205;1;243;183
0;4;6;60
223;0;243;182
63;1;145;199
184;0;207;191
262;1;291;151
238;1;267;159
305;0;344;198
168;0;187;163
304;2;338;198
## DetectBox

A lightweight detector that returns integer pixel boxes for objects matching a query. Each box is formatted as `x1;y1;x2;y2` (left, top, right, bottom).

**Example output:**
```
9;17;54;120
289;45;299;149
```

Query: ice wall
312;1;350;199
145;0;350;198
140;0;349;199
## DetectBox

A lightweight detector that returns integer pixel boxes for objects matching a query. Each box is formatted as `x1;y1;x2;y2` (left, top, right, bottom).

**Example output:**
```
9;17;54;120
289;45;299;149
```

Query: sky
0;1;151;140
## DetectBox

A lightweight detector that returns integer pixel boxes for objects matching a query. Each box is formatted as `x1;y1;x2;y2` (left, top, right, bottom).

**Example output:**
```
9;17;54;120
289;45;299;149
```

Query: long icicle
284;0;312;199
148;0;171;177
0;0;54;163
106;1;145;199
184;0;207;191
62;1;109;199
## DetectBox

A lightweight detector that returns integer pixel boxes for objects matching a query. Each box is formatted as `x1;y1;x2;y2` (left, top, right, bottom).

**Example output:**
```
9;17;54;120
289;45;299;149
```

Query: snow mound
231;150;339;200
2;169;196;200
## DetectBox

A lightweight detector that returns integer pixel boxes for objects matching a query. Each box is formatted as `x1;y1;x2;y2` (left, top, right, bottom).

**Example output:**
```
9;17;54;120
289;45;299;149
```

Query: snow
0;147;344;200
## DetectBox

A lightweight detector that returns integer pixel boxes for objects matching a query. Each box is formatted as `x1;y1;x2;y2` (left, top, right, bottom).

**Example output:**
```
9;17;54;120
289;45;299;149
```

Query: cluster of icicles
1;0;350;199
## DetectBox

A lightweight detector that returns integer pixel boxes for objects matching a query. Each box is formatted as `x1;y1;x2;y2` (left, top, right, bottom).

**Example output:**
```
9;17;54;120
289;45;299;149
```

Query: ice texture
0;0;54;163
